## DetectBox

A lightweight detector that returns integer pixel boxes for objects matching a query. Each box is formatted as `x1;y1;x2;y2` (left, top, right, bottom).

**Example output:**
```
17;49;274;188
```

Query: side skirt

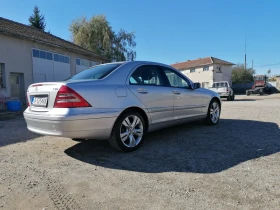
148;115;206;133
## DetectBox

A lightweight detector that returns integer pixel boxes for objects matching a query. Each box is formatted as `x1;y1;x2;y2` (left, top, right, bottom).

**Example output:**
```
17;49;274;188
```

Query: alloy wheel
210;102;220;124
120;115;144;147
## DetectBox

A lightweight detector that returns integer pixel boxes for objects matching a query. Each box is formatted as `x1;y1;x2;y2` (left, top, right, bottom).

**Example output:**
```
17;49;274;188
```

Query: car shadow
64;119;280;174
232;99;257;101
0;116;41;147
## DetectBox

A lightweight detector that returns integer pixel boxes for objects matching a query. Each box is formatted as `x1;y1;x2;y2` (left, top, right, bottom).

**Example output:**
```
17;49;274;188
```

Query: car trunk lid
27;82;64;112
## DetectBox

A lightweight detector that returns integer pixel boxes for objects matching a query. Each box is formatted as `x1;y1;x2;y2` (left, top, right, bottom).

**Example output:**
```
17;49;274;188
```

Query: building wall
213;64;233;85
179;64;233;88
0;34;103;101
181;65;214;88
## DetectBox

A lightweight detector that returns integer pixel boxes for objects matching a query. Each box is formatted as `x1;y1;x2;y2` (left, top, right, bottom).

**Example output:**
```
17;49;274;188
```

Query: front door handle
173;90;181;95
137;88;148;94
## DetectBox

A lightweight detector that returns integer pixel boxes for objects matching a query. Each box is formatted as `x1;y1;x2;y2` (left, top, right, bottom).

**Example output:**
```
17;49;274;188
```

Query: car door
127;65;174;124
162;67;203;120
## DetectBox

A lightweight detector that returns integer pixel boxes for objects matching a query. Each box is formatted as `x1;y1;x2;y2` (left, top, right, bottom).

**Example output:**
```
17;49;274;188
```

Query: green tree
69;15;136;61
267;69;271;78
28;6;46;31
232;64;256;83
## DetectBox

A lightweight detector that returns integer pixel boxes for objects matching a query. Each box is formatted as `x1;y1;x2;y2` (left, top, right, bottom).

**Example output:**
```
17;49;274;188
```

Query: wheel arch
211;96;221;107
113;106;150;132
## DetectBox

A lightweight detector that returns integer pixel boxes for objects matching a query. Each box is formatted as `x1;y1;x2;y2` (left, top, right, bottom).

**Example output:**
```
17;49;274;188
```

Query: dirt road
0;94;280;210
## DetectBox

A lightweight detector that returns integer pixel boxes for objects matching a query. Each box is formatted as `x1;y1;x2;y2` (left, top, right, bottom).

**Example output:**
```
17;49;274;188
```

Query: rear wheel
231;93;235;101
204;99;221;125
227;94;231;101
108;111;146;152
246;90;250;96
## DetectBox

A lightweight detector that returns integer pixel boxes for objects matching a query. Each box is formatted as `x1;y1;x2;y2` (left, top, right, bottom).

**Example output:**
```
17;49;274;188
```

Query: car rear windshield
66;63;122;80
212;82;228;88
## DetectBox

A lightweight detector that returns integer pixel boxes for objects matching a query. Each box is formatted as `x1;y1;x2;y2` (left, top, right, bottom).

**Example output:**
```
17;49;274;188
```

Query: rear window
66;63;122;80
212;82;228;88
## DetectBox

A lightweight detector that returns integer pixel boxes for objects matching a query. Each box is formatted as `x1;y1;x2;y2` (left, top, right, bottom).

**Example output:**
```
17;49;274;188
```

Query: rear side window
129;65;165;86
67;63;122;80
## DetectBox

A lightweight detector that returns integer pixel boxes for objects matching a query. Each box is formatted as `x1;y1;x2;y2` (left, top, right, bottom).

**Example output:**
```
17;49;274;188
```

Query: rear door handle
137;88;148;94
173;90;181;95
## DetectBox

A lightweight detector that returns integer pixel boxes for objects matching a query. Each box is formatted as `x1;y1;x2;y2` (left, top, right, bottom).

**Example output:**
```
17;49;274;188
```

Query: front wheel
204;99;221;125
108;111;146;152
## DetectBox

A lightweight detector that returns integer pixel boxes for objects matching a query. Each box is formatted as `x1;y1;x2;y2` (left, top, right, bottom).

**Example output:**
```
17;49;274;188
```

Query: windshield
66;63;122;80
212;82;228;88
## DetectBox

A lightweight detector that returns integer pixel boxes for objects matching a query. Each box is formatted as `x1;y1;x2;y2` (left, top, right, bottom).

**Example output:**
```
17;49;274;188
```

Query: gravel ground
0;94;280;210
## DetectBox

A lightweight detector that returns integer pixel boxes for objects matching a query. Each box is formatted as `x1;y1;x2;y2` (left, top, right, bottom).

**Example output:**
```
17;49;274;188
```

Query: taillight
54;85;91;108
226;88;229;92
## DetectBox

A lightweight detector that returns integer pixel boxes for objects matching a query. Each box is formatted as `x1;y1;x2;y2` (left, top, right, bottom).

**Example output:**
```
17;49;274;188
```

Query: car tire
260;89;264;95
231;93;235;101
227;94;231;101
108;111;146;152
204;99;221;125
246;90;250;96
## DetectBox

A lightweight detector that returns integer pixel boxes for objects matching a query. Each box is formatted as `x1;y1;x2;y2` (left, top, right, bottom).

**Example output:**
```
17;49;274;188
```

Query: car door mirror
191;82;201;90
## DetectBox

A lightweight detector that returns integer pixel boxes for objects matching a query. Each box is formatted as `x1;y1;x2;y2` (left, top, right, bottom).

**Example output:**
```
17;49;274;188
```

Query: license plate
31;96;48;107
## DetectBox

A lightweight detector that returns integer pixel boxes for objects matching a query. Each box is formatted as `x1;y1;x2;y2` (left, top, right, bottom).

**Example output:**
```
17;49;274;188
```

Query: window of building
32;49;69;64
46;52;53;60
39;51;47;59
202;82;209;88
54;54;59;62
0;64;6;88
32;49;40;58
203;66;209;71
190;68;195;73
76;58;99;67
76;58;81;65
53;53;69;64
65;57;70;64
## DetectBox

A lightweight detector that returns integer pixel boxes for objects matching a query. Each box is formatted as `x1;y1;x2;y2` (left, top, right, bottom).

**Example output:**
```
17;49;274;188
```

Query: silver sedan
24;61;221;152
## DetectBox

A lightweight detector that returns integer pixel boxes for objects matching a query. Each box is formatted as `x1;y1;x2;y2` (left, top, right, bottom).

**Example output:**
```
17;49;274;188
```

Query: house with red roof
171;57;235;88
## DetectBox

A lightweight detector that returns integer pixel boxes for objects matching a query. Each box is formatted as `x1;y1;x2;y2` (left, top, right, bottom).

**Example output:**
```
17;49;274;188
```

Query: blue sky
1;0;280;75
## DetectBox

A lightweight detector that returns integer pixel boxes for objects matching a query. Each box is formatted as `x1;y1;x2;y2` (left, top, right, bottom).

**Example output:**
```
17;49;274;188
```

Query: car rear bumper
24;108;119;140
218;92;230;97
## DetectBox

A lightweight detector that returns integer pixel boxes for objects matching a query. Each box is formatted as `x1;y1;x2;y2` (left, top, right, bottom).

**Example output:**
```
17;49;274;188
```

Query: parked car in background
24;61;221;152
209;81;235;101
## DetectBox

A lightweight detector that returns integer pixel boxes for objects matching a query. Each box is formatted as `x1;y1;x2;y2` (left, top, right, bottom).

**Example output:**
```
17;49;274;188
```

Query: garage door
32;49;70;83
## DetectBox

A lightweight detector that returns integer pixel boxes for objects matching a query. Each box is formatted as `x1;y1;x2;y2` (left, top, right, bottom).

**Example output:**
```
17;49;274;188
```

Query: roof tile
171;57;234;70
0;17;106;60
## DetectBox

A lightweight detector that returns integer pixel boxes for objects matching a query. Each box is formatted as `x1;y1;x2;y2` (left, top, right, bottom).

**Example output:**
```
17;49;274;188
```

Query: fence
232;82;280;94
232;83;254;94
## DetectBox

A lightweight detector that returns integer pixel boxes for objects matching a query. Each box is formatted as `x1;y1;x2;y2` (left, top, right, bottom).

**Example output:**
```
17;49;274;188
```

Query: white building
171;57;235;88
0;17;107;106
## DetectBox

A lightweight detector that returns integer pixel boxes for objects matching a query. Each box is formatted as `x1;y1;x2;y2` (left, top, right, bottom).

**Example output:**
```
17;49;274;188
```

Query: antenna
245;33;247;70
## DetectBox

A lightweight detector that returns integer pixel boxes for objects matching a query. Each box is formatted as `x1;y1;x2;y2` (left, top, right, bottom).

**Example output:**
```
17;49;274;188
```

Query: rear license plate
31;96;48;107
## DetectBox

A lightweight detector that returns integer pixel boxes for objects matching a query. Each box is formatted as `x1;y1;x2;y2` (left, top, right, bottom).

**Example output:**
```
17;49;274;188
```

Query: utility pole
244;33;247;70
252;60;253;70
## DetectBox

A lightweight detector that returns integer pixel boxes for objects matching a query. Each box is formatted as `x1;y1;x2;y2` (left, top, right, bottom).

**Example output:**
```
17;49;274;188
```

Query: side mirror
192;82;201;90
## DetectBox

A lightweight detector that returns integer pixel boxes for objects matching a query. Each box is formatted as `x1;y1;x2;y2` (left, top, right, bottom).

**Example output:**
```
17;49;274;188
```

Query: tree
267;69;271;78
232;64;256;83
28;6;46;31
69;15;136;61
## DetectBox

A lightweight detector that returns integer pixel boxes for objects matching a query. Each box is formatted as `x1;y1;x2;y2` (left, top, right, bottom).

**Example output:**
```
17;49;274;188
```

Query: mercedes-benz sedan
24;61;221;152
